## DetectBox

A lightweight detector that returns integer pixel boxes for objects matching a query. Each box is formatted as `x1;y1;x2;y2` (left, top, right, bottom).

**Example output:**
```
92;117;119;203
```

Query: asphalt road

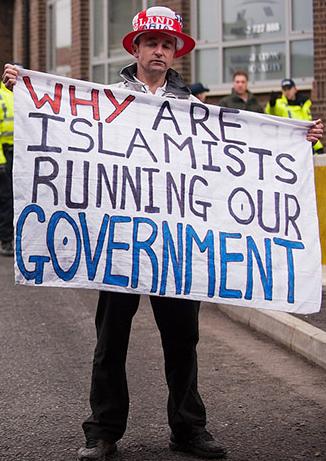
1;254;326;461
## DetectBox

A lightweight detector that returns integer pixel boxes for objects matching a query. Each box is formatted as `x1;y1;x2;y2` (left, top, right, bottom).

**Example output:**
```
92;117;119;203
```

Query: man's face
233;75;248;96
132;32;176;76
196;92;207;103
282;86;297;101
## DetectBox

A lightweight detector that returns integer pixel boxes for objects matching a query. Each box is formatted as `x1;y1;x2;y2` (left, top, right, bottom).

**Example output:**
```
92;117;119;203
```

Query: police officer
0;80;14;256
265;78;324;154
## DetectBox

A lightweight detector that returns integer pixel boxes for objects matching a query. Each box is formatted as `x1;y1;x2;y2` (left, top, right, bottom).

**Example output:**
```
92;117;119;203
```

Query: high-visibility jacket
0;82;14;165
265;93;323;153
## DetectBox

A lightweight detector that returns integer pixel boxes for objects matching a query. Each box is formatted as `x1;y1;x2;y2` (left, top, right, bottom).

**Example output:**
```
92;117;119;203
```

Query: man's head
132;32;177;78
123;6;195;59
190;82;210;102
281;78;297;101
232;70;249;97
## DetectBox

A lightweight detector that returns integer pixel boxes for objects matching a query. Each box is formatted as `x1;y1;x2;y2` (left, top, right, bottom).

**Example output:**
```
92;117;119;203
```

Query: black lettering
224;144;245;176
257;189;280;233
120;166;141;211
32;156;59;205
143;168;160;214
189;175;212;222
96;163;118;208
285;194;301;240
275;153;297;184
152;100;182;135
126;128;157;162
69;118;94;153
164;134;197;169
166;172;185;217
98;122;124;157
66;160;89;209
248;147;272;180
228;187;255;224
27;112;65;153
189;103;219;141
219;108;246;146
202;140;221;172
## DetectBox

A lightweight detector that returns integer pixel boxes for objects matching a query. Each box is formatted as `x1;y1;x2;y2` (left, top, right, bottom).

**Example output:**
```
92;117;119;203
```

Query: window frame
46;0;72;76
89;0;150;84
191;0;314;95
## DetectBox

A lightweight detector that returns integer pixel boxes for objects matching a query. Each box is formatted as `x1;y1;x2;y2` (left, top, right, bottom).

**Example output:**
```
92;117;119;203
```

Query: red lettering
69;86;100;120
23;76;63;114
104;90;136;124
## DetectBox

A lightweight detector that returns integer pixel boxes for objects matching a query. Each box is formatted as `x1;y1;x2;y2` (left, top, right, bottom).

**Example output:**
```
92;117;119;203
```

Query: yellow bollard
314;155;326;265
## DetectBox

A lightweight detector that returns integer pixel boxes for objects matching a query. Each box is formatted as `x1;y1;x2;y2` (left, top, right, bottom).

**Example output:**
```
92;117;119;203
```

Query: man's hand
2;64;20;91
306;119;324;145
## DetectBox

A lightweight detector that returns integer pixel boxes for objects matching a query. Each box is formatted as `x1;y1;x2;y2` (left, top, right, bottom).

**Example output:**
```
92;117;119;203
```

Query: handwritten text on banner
13;69;322;313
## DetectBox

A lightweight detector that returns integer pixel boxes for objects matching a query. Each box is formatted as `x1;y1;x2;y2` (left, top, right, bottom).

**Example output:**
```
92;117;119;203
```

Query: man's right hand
2;64;20;91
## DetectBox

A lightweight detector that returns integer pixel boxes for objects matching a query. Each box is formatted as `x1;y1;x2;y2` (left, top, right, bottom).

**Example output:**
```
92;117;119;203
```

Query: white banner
13;69;322;313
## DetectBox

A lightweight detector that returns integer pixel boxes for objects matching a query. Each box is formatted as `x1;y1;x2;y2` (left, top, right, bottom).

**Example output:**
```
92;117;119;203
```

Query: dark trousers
0;145;13;242
82;291;207;443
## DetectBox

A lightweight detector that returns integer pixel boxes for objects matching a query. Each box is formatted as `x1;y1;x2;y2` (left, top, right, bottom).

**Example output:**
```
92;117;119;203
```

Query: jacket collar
119;63;191;99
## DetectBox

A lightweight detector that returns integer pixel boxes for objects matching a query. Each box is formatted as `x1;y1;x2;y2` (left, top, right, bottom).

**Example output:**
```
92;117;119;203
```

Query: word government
16;204;304;304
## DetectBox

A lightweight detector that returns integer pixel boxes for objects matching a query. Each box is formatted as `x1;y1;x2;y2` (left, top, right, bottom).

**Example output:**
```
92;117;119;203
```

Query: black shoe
169;431;227;459
0;240;14;257
77;438;117;460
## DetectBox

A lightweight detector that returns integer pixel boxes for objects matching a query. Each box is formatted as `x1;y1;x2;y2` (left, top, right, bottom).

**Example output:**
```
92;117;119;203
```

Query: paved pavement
1;254;326;461
218;266;326;371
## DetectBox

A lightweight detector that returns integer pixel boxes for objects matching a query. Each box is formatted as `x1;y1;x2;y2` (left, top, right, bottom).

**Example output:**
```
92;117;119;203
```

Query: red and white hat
122;6;196;58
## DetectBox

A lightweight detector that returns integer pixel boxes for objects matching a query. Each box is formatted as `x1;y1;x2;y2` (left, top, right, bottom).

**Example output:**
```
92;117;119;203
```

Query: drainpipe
23;0;30;68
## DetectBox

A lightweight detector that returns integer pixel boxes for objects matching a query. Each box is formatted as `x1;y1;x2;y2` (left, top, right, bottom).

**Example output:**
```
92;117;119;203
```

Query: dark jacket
219;89;263;113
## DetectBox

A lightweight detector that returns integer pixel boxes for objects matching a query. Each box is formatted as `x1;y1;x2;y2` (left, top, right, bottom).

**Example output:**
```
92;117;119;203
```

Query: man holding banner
2;5;324;461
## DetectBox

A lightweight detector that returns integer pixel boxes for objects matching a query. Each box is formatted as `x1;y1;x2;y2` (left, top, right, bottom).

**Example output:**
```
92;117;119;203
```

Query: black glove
269;91;280;107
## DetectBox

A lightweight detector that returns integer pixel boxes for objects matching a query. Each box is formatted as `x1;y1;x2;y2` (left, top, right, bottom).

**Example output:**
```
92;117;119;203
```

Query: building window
47;0;72;76
192;0;314;93
91;0;156;84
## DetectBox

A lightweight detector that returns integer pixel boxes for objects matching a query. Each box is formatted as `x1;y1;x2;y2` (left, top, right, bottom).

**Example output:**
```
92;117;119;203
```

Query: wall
71;0;89;81
0;0;14;71
313;0;326;147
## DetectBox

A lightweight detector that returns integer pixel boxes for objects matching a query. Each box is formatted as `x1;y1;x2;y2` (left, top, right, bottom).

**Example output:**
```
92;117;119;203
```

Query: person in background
190;82;210;103
265;78;324;154
0;80;14;256
218;70;263;113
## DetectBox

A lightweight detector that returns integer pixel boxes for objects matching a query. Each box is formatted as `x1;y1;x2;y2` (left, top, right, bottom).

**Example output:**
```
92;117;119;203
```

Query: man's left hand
306;119;324;145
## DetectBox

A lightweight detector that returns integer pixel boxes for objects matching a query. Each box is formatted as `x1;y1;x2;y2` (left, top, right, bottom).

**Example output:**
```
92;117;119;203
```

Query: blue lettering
79;212;109;281
273;237;305;303
103;216;131;287
47;211;81;281
219;232;244;298
184;224;215;297
132;217;158;293
16;204;50;284
245;236;272;300
159;221;183;295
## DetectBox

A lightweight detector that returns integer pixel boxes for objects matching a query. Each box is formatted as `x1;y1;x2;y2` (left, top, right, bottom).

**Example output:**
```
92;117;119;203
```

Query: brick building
0;0;325;138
